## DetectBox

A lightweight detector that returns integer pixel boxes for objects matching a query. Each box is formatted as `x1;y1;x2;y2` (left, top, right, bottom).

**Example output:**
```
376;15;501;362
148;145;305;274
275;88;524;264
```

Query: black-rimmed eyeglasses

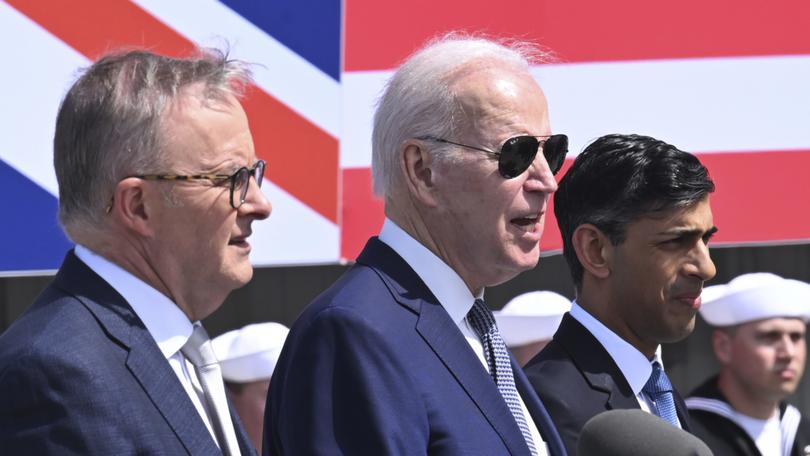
420;134;568;179
132;160;266;209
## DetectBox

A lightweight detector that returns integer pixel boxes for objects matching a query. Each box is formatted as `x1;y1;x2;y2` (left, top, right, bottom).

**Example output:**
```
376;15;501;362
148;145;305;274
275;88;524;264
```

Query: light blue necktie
643;361;680;427
468;298;538;456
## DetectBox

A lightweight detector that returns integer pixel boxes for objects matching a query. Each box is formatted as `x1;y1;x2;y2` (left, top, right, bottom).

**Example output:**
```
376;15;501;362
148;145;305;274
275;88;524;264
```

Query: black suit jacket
523;313;691;454
0;250;254;455
266;237;567;455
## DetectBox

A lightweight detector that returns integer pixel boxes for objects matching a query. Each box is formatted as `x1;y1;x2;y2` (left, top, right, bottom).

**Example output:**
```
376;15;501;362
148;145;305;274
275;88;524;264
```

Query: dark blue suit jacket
265;238;566;455
0;251;254;455
524;314;691;454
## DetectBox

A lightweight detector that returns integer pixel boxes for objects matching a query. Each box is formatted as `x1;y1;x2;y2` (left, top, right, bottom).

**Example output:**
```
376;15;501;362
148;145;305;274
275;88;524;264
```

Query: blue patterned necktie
642;361;680;427
467;298;538;456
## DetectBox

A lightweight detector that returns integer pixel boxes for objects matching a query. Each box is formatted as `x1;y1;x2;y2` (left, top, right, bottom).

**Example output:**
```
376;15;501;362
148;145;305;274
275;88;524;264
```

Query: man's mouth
510;213;541;232
673;291;702;310
229;234;251;248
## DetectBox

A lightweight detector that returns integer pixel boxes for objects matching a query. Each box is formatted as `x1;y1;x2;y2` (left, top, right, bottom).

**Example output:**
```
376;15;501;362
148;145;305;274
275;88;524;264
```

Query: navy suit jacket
265;237;566;455
0;251;254;455
523;314;691;454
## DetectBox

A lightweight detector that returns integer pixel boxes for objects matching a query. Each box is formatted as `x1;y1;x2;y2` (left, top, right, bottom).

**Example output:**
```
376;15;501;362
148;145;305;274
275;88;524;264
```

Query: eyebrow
658;226;718;238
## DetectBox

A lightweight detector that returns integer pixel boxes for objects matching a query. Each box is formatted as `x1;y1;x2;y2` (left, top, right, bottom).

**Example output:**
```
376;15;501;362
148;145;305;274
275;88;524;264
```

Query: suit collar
377;219;478;325
569;302;657;396
513;359;568;455
356;238;536;456
554;314;640;410
556;313;692;431
74;245;194;360
52;250;233;455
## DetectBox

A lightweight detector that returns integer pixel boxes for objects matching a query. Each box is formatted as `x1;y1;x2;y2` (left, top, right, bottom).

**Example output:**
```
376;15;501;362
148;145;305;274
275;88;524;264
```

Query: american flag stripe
344;0;810;71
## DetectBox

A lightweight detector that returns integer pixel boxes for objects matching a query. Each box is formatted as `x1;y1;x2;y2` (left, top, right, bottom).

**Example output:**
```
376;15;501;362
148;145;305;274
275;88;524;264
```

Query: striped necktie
468;298;538;456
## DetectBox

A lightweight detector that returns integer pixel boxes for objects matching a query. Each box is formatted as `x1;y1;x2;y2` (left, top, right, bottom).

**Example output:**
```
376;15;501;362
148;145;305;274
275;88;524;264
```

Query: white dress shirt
74;245;221;446
569;302;682;428
379;218;548;454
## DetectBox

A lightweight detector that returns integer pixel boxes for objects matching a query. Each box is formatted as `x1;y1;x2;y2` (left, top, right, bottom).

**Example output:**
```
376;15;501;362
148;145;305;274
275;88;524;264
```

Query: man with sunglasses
0;49;270;455
266;35;567;456
523;134;717;453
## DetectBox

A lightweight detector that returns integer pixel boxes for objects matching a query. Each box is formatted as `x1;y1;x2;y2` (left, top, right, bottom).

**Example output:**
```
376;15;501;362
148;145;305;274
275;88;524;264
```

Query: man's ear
109;178;155;237
712;329;733;365
401;140;438;207
572;224;612;280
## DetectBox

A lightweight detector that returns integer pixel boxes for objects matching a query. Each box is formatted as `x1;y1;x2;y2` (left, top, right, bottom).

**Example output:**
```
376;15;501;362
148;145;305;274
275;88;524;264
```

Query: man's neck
577;290;657;359
717;372;781;420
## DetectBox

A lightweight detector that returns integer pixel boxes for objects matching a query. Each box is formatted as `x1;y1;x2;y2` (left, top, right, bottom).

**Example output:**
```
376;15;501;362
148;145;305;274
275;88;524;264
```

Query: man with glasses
265;35;567;455
0;49;271;455
523;134;717;453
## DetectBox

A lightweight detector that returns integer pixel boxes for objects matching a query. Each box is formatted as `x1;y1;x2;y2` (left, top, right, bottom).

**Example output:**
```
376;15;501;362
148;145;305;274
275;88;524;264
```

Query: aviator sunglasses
421;134;568;179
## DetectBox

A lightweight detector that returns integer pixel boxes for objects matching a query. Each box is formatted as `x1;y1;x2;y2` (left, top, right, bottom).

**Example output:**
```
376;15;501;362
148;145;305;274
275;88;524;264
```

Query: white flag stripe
132;0;341;139
341;55;810;168
250;182;340;265
535;55;810;156
0;3;89;195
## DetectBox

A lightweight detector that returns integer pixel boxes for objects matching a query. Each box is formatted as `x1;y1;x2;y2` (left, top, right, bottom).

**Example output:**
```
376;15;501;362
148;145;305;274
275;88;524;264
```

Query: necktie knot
467;298;498;339
181;325;218;369
643;361;674;395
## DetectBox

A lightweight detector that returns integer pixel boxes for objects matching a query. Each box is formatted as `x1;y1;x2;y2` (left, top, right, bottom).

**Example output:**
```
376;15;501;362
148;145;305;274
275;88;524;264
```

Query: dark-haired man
524;133;718;453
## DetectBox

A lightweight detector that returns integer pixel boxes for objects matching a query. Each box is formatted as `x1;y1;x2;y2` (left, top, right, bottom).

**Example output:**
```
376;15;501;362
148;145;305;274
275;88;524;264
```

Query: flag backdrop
1;0;808;275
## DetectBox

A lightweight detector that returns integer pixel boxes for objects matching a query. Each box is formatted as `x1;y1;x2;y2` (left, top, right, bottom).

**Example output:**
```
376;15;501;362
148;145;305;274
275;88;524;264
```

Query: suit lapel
357;239;531;456
513;359;567;456
55;251;221;455
673;390;692;431
230;398;257;455
555;315;640;411
125;329;221;454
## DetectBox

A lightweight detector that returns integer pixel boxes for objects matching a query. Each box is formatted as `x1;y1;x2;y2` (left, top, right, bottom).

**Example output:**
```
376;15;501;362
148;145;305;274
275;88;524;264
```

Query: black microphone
577;409;712;456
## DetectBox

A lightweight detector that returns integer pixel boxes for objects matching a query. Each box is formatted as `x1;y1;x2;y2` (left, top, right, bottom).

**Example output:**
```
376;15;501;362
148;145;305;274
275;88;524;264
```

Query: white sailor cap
494;291;571;347
699;272;810;327
212;322;290;383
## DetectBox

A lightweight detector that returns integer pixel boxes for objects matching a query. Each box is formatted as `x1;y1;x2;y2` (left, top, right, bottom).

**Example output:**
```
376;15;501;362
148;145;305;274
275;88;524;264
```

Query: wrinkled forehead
450;67;548;137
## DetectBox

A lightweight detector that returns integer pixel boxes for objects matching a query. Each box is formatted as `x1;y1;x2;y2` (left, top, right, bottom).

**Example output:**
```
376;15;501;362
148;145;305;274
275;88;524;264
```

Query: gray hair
371;33;549;197
54;48;253;240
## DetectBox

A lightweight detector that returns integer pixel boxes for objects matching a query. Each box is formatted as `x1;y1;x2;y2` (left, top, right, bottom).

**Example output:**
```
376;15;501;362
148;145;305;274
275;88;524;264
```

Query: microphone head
578;409;712;456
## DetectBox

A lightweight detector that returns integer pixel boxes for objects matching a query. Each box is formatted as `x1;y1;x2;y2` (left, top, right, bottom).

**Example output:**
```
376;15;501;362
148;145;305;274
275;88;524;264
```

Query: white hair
371;33;549;197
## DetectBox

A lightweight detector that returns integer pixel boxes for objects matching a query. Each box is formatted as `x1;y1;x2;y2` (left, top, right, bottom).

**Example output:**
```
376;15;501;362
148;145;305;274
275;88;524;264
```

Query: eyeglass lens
498;134;568;178
231;161;266;208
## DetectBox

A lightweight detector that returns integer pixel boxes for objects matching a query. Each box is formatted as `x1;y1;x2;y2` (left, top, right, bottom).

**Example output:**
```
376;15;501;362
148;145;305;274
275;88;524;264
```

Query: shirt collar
569;301;663;395
74;245;195;360
378;218;479;326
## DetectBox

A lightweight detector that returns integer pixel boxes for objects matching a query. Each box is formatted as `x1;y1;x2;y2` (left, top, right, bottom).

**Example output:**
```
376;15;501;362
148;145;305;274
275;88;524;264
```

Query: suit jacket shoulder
267;237;566;456
524;314;639;453
0;251;251;455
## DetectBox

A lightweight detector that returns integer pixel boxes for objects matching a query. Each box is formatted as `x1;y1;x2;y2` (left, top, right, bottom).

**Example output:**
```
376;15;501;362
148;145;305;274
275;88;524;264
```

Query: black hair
554;134;715;289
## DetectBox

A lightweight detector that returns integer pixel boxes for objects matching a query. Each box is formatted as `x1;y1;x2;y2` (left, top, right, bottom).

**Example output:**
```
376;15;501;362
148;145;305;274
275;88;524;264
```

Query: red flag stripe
8;0;338;223
345;0;810;71
341;150;810;261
